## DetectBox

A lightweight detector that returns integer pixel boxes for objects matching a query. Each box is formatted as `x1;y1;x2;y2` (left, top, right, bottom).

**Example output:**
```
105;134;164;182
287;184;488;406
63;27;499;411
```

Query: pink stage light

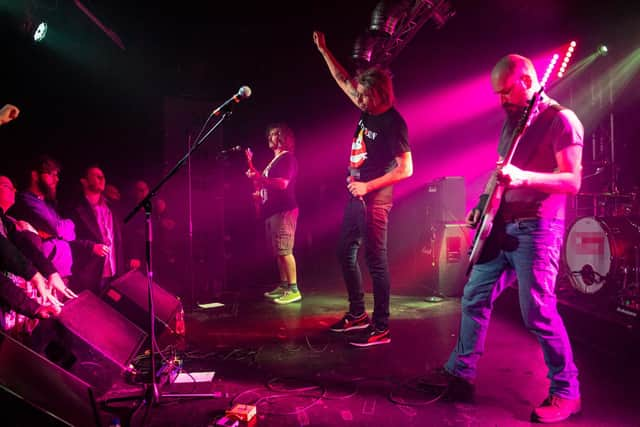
558;40;577;78
540;54;559;88
399;74;499;143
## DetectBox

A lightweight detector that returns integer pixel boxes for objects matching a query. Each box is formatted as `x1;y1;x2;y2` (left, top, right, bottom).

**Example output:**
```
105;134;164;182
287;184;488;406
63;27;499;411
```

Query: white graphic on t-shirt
350;128;367;168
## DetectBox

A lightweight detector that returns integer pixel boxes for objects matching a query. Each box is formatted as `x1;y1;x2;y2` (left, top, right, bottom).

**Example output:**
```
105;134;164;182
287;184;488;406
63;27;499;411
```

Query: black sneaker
440;369;475;403
329;312;370;332
348;327;391;347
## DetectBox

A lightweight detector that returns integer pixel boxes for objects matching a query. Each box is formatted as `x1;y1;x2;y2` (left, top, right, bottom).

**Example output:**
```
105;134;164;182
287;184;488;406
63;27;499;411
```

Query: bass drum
564;216;640;294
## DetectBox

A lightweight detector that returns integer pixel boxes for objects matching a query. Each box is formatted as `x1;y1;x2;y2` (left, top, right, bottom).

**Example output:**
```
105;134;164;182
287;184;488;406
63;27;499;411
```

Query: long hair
356;66;395;107
266;123;295;152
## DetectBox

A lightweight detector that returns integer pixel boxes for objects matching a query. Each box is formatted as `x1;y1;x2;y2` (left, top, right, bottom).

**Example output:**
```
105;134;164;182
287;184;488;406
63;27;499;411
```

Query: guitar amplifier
425;177;466;224
430;223;472;297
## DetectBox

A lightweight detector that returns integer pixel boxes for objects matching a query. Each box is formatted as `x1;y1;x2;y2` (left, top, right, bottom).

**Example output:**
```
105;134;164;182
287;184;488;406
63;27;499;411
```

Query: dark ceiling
1;0;638;184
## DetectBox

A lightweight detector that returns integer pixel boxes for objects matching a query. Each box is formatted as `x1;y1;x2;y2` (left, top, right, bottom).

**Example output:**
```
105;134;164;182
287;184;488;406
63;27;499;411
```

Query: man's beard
37;178;56;202
503;103;527;125
88;184;103;194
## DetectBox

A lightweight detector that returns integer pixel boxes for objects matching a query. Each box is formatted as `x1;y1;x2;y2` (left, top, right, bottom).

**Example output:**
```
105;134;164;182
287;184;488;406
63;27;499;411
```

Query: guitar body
467;180;505;274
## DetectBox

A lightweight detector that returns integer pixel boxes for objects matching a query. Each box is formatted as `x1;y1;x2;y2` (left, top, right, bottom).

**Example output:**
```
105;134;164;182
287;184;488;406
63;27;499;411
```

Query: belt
500;215;540;224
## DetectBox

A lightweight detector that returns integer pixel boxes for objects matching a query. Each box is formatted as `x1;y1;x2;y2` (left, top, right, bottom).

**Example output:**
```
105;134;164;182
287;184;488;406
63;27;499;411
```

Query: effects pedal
126;352;182;386
212;416;239;427
226;404;257;422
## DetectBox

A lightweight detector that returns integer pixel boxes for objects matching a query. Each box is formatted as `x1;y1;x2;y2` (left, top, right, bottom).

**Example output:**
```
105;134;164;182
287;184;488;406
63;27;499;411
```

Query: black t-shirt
349;107;410;204
262;151;298;219
498;101;584;220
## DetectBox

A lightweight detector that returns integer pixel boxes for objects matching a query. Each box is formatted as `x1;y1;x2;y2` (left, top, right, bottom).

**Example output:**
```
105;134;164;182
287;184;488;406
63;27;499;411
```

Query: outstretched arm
313;31;360;108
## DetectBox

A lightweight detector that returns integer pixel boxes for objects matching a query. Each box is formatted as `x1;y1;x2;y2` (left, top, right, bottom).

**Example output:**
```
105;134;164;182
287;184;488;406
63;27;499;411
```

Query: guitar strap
260;151;289;204
262;150;289;178
508;103;565;168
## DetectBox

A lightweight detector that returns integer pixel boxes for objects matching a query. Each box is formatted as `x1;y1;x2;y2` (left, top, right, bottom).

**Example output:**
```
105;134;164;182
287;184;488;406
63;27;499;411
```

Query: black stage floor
5;274;640;427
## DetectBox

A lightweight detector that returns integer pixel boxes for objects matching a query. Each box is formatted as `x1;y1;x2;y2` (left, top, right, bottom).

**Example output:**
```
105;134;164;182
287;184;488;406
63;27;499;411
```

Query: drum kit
563;190;640;317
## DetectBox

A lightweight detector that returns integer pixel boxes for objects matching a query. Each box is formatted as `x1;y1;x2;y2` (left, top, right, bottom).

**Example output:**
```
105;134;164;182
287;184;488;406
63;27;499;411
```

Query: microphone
219;145;242;155
211;86;252;116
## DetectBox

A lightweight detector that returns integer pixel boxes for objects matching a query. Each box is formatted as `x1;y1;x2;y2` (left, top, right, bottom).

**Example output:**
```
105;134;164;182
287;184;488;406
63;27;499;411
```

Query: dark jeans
337;196;392;330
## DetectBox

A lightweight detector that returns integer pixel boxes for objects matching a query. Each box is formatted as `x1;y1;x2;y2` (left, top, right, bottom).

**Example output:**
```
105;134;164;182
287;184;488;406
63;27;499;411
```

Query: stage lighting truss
352;0;455;70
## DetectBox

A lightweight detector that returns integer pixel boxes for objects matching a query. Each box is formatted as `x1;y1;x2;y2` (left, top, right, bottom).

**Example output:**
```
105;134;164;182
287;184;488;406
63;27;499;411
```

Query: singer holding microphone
245;123;301;305
313;31;412;347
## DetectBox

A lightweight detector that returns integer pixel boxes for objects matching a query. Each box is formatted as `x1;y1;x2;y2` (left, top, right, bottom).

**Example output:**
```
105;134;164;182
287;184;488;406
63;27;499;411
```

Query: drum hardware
570;264;606;289
574;191;637;218
563;216;640;295
616;245;640;318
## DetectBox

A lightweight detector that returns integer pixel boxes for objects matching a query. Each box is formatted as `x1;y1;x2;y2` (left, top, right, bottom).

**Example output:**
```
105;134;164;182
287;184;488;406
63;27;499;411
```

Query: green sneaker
274;290;302;304
264;284;288;299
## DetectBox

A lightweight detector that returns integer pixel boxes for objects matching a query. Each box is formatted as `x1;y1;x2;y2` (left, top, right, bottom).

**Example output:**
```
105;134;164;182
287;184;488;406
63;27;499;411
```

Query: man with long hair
313;31;413;347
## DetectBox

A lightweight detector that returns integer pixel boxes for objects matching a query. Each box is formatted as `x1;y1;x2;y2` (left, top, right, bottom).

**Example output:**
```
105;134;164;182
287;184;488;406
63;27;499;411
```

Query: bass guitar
467;87;544;274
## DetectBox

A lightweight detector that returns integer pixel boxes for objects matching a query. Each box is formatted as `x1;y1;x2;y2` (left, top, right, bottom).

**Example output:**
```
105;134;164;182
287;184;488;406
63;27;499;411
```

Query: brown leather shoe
531;395;581;423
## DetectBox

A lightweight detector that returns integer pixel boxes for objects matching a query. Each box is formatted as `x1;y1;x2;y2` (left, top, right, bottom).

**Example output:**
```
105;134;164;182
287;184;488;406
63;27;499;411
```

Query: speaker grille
59;290;147;370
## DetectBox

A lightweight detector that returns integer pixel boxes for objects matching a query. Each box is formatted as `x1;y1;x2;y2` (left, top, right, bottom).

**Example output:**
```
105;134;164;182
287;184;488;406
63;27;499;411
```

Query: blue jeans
445;218;580;399
337;196;392;330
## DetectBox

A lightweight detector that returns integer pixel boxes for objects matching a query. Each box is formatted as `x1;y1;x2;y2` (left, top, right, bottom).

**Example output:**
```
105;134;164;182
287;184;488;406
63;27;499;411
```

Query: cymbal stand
606;78;619;195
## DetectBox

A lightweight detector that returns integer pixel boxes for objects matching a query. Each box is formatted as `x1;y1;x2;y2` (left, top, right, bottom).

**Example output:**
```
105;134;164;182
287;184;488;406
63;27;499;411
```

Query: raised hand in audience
0;104;20;125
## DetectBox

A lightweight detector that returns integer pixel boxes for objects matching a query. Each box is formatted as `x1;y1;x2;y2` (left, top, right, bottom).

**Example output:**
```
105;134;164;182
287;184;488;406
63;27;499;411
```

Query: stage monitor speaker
56;290;147;395
432;223;471;297
103;270;182;335
0;330;107;427
425;176;466;224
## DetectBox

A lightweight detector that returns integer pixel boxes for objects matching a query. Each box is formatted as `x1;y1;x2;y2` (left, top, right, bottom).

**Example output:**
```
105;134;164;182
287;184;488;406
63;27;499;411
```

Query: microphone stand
187;132;195;311
122;110;234;411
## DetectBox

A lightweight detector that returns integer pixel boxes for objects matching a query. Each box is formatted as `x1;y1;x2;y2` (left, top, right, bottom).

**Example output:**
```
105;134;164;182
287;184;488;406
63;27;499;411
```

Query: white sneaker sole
329;323;370;333
274;295;302;304
349;338;391;347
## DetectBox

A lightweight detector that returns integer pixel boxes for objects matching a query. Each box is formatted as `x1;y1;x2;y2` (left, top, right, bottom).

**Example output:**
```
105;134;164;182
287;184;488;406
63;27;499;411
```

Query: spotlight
598;45;609;56
23;7;48;44
33;21;47;42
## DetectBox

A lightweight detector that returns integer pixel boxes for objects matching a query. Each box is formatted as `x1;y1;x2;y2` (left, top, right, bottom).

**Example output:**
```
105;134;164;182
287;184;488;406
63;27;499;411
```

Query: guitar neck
467;88;544;272
503;87;544;167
